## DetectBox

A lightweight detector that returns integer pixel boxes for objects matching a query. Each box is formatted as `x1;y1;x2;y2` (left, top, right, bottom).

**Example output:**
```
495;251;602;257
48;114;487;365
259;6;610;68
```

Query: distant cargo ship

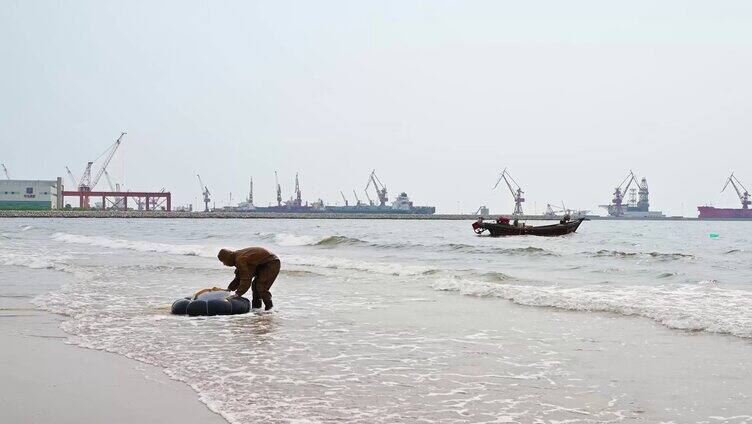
697;173;751;219
227;171;435;215
697;206;752;219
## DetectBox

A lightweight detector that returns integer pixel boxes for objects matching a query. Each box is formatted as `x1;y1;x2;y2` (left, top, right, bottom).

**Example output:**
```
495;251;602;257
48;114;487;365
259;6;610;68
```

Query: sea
1;218;751;423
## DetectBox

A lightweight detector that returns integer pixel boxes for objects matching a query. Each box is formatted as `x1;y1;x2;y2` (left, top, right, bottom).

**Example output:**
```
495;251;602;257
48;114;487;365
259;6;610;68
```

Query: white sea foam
51;232;217;258
0;249;71;271
431;277;752;338
284;254;437;276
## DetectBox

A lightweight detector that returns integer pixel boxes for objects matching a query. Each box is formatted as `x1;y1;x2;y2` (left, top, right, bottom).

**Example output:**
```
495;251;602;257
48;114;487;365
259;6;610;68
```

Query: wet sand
0;267;227;424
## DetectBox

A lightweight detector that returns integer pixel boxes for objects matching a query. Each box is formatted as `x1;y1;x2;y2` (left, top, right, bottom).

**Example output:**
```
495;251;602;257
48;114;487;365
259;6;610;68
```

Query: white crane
722;172;751;209
1;163;10;179
89;132;125;190
493;168;525;215
197;174;211;212
77;132;125;192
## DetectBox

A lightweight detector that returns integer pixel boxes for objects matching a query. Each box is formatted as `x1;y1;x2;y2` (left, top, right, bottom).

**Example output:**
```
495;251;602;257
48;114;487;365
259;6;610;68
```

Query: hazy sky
2;1;751;215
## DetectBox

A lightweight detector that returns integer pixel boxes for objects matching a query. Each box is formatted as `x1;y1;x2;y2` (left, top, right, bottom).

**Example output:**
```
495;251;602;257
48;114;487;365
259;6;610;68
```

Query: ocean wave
284;254;439;276
0;249;69;271
255;232;559;257
314;235;368;247
589;249;694;261
51;232;217;258
444;243;558;256
431;278;752;338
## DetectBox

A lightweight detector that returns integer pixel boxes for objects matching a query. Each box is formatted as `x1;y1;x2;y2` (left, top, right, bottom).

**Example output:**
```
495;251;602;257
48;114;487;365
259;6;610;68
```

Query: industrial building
0;178;64;210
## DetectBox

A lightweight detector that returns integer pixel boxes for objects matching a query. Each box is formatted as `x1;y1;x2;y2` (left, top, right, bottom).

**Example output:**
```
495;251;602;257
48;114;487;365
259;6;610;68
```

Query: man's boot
261;293;273;310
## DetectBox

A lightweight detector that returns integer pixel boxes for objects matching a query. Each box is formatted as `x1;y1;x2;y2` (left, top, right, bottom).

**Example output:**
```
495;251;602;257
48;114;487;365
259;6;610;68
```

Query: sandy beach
0;266;227;424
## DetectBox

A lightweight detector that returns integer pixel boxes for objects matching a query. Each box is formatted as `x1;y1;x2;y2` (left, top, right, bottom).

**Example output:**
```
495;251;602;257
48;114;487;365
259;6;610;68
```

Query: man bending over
217;247;280;310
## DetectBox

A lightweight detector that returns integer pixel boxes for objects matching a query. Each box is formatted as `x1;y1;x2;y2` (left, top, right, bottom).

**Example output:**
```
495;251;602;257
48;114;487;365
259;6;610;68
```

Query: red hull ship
697;206;752;219
697;173;751;219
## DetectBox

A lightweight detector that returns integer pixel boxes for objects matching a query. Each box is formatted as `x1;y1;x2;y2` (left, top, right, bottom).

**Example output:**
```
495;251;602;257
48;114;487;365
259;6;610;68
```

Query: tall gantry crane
197;174;211;212
275;171;282;207
365;169;388;206
2;163;10;179
722;172;751;209
493;168;525;215
352;190;363;206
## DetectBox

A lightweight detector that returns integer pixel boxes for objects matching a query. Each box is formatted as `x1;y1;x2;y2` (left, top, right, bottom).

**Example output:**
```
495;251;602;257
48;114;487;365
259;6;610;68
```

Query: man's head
217;249;235;266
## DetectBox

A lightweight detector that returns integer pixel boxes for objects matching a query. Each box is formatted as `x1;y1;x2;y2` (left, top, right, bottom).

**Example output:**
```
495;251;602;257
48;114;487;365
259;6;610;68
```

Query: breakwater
0;210;702;220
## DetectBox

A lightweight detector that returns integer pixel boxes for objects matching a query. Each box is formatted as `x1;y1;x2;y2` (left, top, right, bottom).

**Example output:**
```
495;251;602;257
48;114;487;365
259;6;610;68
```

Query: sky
1;0;751;215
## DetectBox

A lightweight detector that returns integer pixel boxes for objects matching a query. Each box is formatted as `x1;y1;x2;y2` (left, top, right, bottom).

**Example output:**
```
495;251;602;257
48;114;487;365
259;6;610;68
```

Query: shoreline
0;266;228;424
2;210;745;220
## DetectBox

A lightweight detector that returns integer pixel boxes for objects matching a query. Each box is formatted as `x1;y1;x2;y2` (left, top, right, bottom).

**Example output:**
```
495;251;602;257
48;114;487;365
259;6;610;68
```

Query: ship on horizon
227;170;436;215
698;173;752;219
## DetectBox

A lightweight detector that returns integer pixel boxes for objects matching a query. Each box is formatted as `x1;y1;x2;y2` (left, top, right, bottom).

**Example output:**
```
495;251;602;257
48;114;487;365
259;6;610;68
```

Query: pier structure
61;190;171;211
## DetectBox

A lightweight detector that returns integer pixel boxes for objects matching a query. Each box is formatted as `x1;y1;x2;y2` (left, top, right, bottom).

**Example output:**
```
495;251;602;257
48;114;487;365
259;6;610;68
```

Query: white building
0;178;63;210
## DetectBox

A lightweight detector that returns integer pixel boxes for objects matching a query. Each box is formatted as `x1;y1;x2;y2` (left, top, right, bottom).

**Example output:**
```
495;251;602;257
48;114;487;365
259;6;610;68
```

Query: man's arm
234;263;257;297
227;269;240;292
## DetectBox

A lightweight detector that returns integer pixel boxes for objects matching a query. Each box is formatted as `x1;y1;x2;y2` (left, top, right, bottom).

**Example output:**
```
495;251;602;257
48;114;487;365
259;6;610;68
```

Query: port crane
293;173;302;207
365;170;388;206
65;166;78;187
363;189;374;206
274;171;282;207
197;174;211;212
545;202;567;217
610;170;638;215
722;172;751;209
102;169;125;209
473;205;489;216
352;190;363;206
493;168;525;215
71;132;126;208
247;178;254;205
1;163;9;179
339;190;349;206
88;132;125;191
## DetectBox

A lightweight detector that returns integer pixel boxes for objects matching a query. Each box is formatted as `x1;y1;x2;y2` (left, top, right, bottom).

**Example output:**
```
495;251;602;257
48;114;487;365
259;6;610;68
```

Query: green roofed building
0;179;63;210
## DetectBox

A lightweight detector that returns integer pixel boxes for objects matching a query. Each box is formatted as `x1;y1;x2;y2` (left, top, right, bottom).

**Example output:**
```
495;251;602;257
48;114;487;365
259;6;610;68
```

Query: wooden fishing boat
472;216;584;237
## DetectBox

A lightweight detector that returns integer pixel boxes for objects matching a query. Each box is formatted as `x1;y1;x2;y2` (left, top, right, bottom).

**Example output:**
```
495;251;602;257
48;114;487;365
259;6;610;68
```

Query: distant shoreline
2;210;747;220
